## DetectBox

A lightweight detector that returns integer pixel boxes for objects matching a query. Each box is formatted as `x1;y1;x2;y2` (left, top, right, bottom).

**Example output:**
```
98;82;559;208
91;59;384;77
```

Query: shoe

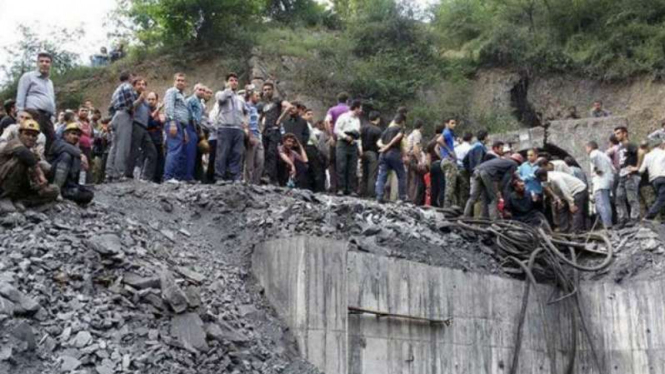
376;198;386;204
350;192;359;198
165;179;181;184
336;191;344;196
624;220;637;228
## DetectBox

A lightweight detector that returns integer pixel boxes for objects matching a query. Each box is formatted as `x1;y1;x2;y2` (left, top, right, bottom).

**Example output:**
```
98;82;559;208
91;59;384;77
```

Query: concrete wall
253;237;665;374
252;237;348;374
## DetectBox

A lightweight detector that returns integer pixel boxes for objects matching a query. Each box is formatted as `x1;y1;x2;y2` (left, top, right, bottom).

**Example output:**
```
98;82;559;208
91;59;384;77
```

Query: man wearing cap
464;153;523;220
49;123;94;205
0;120;59;207
536;168;588;233
16;52;56;156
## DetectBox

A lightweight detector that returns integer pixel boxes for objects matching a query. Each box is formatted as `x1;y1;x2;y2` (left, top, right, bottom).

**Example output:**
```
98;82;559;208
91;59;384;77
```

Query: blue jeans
183;125;198;181
594;189;612;228
375;150;406;200
215;127;245;181
163;122;186;181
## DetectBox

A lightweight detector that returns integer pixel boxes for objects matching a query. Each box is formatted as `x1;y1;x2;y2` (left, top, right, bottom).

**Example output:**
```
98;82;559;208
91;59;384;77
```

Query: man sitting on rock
0;119;59;207
49;123;94;205
278;133;308;188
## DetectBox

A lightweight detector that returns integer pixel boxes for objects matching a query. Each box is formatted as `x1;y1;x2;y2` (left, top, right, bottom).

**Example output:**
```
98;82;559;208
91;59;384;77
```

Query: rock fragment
170;313;209;352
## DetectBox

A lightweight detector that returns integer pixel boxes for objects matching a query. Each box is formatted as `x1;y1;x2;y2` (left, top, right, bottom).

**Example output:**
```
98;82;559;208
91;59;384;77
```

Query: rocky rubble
0;181;663;374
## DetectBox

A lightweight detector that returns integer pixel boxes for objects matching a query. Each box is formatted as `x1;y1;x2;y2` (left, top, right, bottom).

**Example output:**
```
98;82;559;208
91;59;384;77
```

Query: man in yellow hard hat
49;123;94;205
0;120;59;207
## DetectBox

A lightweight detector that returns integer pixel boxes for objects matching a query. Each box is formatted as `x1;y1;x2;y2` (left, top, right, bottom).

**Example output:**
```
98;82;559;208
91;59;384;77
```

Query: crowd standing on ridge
0;52;664;232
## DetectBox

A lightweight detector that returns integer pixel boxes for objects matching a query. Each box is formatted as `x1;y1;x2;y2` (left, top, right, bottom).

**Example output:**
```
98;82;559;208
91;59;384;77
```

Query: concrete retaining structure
252;236;665;374
495;116;629;174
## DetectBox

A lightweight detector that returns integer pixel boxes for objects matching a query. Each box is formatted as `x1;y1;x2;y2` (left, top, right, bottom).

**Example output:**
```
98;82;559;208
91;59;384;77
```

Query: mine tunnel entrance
517;143;581;168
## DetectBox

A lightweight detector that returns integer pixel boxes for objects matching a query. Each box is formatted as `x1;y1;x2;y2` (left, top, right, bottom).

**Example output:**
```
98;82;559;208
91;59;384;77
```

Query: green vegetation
5;0;664;133
434;0;665;80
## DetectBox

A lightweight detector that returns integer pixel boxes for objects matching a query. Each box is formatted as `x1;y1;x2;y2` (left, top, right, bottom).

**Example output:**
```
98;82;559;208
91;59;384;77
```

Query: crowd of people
0;52;664;232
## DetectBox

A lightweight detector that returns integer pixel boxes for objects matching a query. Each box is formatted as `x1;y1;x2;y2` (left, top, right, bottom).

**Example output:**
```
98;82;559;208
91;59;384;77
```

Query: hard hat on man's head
64;123;82;134
18;120;40;134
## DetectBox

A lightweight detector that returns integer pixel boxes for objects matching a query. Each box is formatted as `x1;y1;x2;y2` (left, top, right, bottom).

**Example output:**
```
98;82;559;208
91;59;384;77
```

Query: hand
169;122;178;137
346;135;353;143
157;102;164;110
81;155;89;171
378;146;388;153
289;165;296;178
139;91;146;101
569;204;579;213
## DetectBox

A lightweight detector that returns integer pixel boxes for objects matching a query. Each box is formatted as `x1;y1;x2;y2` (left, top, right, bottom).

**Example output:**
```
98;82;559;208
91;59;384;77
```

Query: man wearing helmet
49;123;94;205
0;120;59;207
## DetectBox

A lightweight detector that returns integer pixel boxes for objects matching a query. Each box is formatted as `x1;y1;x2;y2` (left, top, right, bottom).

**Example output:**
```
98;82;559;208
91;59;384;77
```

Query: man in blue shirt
245;89;263;184
437;118;458;208
163;73;191;182
518;148;543;203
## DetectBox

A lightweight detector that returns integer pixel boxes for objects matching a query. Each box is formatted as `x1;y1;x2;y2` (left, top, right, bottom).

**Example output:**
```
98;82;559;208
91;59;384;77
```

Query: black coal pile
0;181;663;374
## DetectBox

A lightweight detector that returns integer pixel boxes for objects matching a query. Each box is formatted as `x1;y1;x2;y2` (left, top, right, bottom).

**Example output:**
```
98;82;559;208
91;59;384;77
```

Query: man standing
77;106;94;183
105;71;136;181
185;84;206;182
281;102;310;147
16;52;56;155
375;113;408;203
302;108;325;192
437;118;458;208
537;169;588;233
360;111;382;197
0;120;59;207
324;92;350;192
214;73;247;182
463;130;489;173
636;140;665;220
334;100;362;196
259;82;290;184
163;73;191;182
518;148;543;204
49;123;94;204
244;89;264;184
586;141;615;229
146;92;165;183
590;100;611;118
614;126;640;227
128;78;157;182
406;119;424;201
464;153;523;220
0;99;17;133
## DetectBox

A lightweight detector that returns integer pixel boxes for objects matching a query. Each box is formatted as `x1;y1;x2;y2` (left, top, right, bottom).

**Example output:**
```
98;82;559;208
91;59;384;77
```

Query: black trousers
37;110;55;157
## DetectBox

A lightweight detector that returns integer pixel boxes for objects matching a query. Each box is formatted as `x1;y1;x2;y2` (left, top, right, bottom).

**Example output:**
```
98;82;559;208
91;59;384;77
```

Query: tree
118;0;264;48
1;25;83;90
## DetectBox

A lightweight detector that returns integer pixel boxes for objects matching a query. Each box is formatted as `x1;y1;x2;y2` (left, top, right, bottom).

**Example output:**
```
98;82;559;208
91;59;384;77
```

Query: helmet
64;123;82;134
19;120;40;134
510;153;525;164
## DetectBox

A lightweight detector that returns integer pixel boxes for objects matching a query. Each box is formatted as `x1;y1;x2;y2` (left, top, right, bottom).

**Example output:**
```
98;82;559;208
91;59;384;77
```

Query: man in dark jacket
462;129;489;173
50;123;94;205
464;153;523;220
0;120;59;207
281;102;310;146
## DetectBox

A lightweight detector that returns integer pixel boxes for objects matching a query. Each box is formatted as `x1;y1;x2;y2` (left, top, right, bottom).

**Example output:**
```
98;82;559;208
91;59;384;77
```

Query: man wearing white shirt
537;169;588;233
636;142;665;220
586;141;615;228
334;100;362;196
